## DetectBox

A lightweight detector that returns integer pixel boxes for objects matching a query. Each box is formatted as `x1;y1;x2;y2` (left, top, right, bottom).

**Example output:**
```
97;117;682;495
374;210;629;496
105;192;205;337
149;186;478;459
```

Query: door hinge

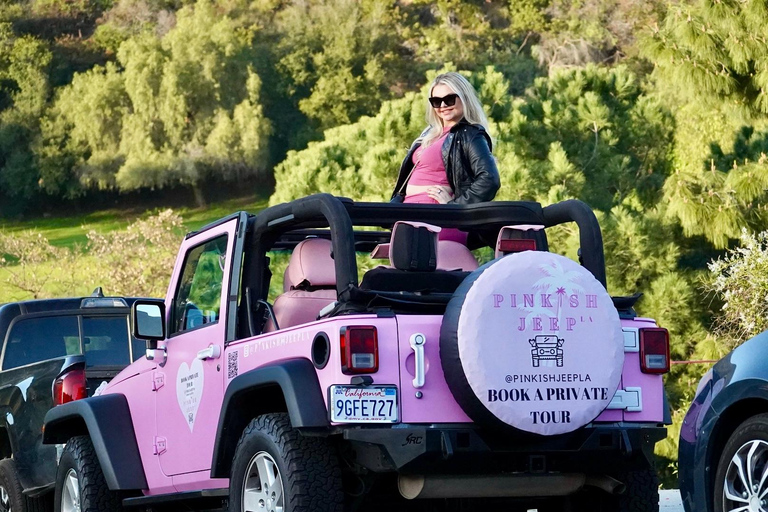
153;437;167;455
607;387;642;412
152;372;165;391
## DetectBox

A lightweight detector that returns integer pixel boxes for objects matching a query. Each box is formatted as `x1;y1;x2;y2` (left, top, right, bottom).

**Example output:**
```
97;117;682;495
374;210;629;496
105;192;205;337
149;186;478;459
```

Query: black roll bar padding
541;199;607;289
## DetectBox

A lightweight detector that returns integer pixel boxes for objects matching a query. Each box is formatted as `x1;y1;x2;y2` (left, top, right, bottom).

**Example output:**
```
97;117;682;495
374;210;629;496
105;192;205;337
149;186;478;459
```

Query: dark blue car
679;330;768;512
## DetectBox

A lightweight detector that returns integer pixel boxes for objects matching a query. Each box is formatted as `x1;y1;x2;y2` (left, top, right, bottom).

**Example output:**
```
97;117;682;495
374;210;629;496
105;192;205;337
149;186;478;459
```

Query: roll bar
249;195;608;298
541;200;606;288
250;194;358;300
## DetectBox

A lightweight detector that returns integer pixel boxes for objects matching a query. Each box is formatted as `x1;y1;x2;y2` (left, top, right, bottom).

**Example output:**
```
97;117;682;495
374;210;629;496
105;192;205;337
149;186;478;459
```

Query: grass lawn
0;194;270;249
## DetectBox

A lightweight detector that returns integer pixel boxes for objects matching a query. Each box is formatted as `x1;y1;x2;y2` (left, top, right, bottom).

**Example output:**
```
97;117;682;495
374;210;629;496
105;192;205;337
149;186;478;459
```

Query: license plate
329;385;398;423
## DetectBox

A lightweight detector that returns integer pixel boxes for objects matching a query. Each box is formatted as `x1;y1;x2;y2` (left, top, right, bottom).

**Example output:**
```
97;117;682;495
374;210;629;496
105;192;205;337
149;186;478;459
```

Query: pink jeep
42;195;670;512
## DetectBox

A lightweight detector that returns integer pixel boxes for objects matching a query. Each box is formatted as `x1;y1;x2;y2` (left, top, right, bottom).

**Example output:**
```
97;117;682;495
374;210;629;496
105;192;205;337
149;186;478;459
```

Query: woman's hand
428;185;454;204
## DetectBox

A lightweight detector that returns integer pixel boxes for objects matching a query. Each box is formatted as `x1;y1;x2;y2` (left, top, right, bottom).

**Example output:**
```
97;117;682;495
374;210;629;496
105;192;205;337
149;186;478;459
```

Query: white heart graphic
176;359;204;432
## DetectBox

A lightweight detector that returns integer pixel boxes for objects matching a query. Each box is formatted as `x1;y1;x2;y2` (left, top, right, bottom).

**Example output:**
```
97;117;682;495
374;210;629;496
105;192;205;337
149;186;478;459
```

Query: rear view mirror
131;300;166;348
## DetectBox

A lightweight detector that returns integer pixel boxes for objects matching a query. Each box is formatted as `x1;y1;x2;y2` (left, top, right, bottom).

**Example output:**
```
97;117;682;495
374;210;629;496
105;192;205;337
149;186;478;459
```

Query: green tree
38;0;272;205
643;0;768;248
0;24;52;212
270;90;424;205
645;0;768;115
273;0;403;132
663;118;768;248
494;65;674;211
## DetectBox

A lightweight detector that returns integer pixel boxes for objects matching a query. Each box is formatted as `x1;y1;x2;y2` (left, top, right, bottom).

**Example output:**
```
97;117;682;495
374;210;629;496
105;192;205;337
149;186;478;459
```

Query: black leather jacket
391;119;500;204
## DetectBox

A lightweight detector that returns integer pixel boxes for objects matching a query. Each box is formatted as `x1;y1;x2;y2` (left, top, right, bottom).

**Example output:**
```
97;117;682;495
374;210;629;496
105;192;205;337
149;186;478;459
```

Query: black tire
229;413;343;512
53;436;122;512
714;413;768;512
616;468;660;512
569;466;659;512
0;458;51;512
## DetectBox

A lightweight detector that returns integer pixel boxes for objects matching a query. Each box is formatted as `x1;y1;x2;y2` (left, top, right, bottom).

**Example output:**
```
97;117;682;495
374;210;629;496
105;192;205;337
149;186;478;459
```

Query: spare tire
440;251;624;436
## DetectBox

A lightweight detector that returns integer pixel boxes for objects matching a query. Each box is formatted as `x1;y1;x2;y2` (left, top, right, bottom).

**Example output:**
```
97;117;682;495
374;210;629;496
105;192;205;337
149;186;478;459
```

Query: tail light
498;239;536;254
639;328;670;374
340;326;378;374
53;368;87;406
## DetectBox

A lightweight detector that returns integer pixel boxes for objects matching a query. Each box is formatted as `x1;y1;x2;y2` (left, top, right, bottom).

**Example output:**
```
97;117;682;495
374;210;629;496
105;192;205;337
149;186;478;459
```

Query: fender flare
211;358;328;478
43;394;147;490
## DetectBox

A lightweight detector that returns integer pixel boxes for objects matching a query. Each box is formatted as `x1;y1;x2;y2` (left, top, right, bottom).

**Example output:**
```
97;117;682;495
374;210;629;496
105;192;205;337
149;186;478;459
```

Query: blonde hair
422;72;490;148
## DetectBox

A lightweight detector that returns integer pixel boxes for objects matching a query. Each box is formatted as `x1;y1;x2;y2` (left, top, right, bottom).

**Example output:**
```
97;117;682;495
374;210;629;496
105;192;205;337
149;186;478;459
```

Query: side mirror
131;300;166;350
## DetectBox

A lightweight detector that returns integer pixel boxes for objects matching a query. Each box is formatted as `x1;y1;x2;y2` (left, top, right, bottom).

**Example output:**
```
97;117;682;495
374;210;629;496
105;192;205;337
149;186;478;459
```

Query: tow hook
441;431;454;460
620;429;633;457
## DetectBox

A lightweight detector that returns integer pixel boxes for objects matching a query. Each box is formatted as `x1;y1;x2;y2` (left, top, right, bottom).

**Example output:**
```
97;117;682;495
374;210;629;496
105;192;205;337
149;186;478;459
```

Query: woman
391;72;500;206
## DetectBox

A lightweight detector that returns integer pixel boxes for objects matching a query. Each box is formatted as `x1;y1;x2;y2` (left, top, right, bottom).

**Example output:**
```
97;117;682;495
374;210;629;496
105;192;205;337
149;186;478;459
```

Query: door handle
197;344;222;360
409;333;426;389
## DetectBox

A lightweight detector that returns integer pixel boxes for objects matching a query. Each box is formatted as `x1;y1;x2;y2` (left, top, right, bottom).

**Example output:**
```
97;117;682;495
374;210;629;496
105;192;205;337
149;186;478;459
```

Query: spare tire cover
440;251;624;435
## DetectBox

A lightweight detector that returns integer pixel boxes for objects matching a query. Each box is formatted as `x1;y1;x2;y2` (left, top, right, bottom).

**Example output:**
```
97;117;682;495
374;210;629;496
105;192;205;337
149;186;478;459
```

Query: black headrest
391;224;438;272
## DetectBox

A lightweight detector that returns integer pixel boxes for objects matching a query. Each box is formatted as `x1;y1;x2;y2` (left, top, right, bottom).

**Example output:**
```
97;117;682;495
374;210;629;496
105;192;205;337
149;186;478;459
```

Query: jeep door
154;213;246;477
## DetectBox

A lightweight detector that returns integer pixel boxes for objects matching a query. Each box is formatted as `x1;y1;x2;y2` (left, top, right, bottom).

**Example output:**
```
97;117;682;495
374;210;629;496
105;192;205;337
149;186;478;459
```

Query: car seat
361;222;474;294
436;240;478;271
270;238;337;330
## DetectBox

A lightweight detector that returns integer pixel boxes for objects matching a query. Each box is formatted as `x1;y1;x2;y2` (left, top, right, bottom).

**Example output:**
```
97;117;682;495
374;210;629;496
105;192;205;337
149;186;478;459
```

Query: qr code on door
227;351;239;379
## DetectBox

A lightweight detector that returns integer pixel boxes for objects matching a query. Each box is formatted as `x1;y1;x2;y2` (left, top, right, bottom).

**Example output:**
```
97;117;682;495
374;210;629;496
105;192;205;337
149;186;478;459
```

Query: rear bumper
341;423;666;474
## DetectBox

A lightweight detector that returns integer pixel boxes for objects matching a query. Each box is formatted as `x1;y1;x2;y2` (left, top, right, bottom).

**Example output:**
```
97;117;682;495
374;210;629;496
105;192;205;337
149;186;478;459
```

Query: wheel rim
723;439;768;511
0;484;11;512
242;451;284;512
60;469;81;512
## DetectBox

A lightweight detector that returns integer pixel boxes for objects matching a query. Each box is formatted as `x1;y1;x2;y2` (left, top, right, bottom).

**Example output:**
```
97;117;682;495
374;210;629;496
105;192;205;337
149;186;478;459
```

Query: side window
3;316;80;370
82;316;132;367
172;235;228;335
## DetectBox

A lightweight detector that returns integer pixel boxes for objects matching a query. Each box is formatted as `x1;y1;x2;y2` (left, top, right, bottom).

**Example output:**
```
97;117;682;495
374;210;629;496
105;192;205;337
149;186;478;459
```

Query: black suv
0;292;144;512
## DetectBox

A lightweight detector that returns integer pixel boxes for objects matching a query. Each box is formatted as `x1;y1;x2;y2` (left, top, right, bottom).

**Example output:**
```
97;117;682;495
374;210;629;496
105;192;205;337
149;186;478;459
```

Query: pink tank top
402;127;467;244
409;129;451;186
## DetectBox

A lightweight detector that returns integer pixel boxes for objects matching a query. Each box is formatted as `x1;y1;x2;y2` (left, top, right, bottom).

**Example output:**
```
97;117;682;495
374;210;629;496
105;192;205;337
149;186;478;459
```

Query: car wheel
0;458;24;512
715;413;768;512
0;458;51;512
54;437;122;512
616;467;660;512
229;413;343;512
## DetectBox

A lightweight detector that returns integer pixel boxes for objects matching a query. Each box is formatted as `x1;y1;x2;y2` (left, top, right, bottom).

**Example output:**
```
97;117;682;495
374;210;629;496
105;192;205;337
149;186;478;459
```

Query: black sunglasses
428;93;459;108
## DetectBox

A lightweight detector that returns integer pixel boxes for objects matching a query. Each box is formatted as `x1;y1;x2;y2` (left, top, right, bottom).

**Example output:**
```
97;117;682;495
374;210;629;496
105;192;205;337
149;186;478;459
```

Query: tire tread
619;468;659;512
0;457;52;512
232;413;343;512
57;436;122;512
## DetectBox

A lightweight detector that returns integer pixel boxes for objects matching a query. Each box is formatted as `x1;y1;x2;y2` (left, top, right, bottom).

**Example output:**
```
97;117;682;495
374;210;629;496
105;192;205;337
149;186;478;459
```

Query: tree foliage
86;209;184;296
646;0;768;115
663;109;768;248
706;229;768;349
0;230;79;298
38;0;272;202
0;24;51;209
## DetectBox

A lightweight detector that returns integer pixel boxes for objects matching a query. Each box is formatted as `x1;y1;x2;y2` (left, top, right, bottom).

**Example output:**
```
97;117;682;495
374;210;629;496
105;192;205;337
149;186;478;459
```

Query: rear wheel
714;413;768;512
0;458;51;512
616;467;659;512
229;413;343;512
54;437;122;512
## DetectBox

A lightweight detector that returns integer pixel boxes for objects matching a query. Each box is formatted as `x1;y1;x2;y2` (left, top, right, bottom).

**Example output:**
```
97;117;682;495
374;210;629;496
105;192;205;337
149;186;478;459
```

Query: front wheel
715;413;768;512
229;413;343;512
54;437;123;512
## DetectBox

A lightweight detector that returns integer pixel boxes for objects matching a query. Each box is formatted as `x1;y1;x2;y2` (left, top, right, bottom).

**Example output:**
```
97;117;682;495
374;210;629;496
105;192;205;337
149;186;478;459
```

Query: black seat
360;267;469;294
